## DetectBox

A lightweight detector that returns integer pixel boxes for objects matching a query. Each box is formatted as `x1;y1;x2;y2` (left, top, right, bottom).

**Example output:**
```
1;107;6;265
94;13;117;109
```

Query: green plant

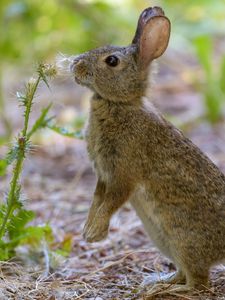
0;62;83;260
193;35;225;122
0;64;57;260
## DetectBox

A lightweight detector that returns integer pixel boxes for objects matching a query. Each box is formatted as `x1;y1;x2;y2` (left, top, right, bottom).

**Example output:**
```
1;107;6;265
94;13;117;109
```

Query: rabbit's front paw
83;217;109;243
83;216;93;235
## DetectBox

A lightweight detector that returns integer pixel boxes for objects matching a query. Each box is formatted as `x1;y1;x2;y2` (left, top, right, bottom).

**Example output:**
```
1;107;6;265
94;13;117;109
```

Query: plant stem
22;76;41;137
0;74;41;241
0;140;24;239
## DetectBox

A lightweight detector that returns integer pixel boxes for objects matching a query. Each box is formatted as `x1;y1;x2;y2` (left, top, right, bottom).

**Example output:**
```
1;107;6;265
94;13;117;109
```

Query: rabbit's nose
70;58;87;73
70;56;85;73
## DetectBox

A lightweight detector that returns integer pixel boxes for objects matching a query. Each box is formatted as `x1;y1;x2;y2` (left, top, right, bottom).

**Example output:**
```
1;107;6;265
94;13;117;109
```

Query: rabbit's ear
132;7;170;66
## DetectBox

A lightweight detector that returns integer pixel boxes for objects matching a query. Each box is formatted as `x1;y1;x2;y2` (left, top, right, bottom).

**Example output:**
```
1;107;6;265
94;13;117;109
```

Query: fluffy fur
70;6;225;292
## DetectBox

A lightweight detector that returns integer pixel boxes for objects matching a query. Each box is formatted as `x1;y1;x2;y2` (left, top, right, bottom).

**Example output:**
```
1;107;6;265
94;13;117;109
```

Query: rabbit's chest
86;126;118;180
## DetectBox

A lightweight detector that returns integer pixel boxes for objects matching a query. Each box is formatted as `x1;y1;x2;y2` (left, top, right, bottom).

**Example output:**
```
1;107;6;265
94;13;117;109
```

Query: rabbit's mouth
74;74;92;88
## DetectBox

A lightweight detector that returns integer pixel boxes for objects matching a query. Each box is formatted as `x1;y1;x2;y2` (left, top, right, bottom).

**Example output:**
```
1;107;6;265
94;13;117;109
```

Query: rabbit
70;6;225;292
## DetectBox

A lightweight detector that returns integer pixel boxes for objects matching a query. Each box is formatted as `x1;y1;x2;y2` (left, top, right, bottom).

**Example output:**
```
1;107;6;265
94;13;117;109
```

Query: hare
70;6;225;292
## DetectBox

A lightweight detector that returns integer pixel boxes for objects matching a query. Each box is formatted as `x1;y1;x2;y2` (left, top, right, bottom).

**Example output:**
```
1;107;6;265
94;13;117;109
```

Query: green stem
0;74;41;241
0;139;24;239
22;76;41;137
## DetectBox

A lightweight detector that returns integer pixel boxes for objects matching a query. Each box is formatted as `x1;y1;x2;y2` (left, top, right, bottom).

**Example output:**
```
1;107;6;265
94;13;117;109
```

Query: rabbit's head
70;6;170;102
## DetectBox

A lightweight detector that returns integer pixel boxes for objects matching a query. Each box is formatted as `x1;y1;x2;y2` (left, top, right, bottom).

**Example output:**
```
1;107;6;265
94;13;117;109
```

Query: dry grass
1;135;225;300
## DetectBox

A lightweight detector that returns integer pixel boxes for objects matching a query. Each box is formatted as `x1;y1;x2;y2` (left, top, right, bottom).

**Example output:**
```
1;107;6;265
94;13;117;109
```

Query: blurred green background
1;0;225;62
0;0;225;139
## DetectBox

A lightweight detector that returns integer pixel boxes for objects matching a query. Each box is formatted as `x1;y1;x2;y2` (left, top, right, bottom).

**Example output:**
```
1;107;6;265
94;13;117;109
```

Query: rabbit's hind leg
186;268;209;291
167;266;209;293
157;274;208;295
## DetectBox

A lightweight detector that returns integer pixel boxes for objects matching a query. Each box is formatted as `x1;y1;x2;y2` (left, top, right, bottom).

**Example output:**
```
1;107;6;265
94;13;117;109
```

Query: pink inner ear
139;17;170;65
132;7;165;45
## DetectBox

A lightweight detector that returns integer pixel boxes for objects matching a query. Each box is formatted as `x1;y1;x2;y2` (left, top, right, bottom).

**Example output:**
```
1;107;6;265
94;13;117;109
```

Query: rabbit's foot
142;270;186;286
164;280;208;294
145;284;192;296
83;216;109;242
83;215;94;236
165;284;193;294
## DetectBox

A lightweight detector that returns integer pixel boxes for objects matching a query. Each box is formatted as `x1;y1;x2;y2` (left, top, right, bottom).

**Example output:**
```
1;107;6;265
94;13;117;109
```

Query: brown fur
70;6;225;292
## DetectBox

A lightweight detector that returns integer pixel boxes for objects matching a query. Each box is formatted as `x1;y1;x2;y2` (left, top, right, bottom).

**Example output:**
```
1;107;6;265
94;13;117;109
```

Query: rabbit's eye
105;55;119;67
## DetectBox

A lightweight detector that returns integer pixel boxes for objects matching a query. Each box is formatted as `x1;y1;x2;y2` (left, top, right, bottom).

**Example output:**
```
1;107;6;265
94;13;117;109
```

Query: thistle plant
0;58;83;260
0;64;57;259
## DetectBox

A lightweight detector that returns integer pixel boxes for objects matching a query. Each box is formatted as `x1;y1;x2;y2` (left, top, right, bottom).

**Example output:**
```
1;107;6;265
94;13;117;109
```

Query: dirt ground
1;51;225;299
